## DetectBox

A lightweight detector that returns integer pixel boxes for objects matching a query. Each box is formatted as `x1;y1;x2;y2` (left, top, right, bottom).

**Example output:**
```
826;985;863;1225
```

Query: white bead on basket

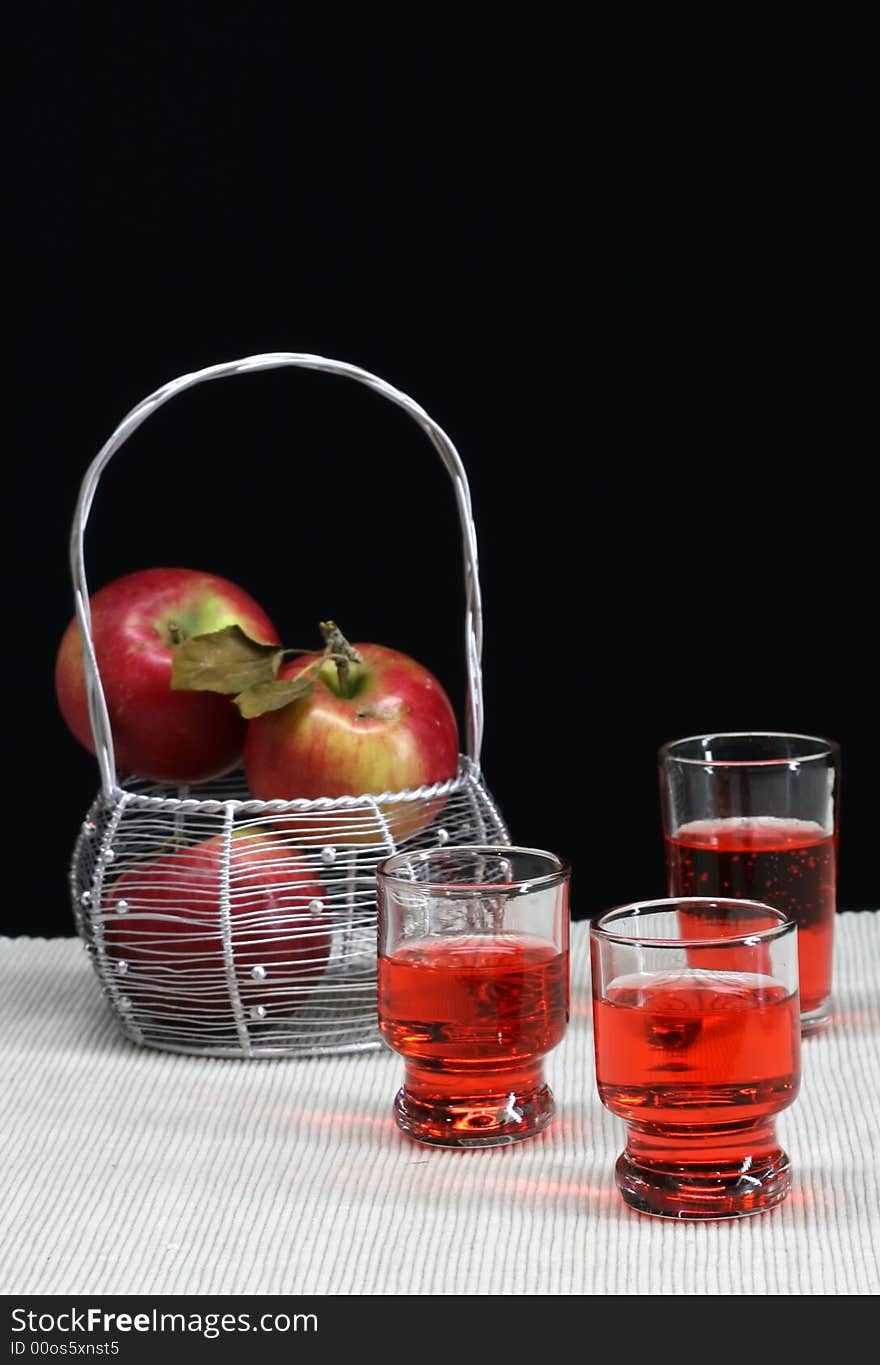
67;353;509;1057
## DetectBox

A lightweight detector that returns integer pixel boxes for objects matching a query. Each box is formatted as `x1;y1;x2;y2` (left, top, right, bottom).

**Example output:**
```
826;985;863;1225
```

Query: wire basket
68;353;508;1057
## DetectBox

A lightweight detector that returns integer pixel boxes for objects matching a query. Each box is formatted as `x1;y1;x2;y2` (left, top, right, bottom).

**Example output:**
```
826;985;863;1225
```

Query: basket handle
70;353;485;798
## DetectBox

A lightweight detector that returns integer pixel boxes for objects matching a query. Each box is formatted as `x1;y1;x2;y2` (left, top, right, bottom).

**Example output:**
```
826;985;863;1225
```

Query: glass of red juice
591;897;801;1220
659;732;840;1033
376;845;570;1147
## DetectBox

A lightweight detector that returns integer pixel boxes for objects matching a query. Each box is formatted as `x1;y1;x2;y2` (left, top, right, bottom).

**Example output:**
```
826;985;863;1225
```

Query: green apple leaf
171;625;284;694
234;671;319;719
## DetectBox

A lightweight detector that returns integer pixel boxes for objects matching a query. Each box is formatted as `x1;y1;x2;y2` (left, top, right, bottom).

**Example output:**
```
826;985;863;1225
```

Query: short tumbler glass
660;731;840;1032
377;845;570;1147
590;897;801;1220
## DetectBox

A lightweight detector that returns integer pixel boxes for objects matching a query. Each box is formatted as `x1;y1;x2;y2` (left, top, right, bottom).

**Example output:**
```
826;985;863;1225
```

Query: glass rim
376;843;570;895
590;896;797;949
658;730;839;768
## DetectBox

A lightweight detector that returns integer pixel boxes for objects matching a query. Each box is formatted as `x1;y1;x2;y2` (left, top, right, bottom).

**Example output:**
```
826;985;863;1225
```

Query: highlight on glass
376;845;570;1148
590;897;801;1220
659;731;840;1033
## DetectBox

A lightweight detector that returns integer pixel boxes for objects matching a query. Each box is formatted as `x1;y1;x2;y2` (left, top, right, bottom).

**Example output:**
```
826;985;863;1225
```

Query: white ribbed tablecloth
2;914;879;1296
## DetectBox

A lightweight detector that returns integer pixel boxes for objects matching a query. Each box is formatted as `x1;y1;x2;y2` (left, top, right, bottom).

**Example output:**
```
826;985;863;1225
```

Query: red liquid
594;972;801;1207
666;817;836;1016
378;934;569;1143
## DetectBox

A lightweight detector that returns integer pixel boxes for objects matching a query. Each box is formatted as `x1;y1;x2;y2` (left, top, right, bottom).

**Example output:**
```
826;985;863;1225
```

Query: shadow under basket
71;762;507;1058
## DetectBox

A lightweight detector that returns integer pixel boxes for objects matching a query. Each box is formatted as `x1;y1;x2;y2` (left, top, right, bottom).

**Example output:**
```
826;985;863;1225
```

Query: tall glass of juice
660;731;840;1032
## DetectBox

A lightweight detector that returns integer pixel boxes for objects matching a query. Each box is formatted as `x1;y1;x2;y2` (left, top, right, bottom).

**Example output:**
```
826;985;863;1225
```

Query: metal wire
66;356;508;1057
70;353;485;797
72;760;508;1057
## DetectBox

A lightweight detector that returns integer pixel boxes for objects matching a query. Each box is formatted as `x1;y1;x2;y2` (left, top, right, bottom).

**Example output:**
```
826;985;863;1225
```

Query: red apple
56;567;279;783
243;641;459;841
102;830;332;1016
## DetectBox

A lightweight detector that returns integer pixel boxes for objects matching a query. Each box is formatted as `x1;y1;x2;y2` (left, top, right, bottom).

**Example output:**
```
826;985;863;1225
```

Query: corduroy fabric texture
3;914;879;1294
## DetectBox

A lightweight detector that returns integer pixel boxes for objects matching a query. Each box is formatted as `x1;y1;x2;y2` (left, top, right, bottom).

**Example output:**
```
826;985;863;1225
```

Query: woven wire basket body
68;353;508;1058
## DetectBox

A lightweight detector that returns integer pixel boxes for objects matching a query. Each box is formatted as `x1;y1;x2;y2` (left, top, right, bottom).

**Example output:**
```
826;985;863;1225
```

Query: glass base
393;1082;555;1148
800;998;831;1035
615;1145;792;1220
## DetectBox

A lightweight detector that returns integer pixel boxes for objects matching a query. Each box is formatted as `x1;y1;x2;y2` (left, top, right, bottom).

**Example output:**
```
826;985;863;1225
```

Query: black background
13;16;876;932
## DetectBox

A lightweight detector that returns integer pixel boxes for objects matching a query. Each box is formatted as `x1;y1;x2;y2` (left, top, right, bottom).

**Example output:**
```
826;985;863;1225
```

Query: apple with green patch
55;567;279;784
241;622;460;841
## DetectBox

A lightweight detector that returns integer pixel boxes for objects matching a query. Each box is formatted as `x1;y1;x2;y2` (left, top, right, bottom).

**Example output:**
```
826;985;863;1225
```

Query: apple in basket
55;567;279;784
240;623;460;842
102;829;332;1016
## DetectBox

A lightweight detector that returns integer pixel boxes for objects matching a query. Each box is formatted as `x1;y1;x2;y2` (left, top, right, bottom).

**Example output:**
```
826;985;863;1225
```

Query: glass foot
800;998;832;1035
393;1082;555;1148
615;1145;792;1219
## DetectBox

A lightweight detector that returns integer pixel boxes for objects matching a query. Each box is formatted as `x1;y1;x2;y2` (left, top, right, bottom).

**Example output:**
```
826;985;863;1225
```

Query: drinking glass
659;731;840;1031
376;845;570;1147
590;897;801;1219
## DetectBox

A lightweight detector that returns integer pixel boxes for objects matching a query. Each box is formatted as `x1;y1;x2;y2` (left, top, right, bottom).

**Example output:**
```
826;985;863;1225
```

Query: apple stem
319;621;363;701
167;621;183;646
